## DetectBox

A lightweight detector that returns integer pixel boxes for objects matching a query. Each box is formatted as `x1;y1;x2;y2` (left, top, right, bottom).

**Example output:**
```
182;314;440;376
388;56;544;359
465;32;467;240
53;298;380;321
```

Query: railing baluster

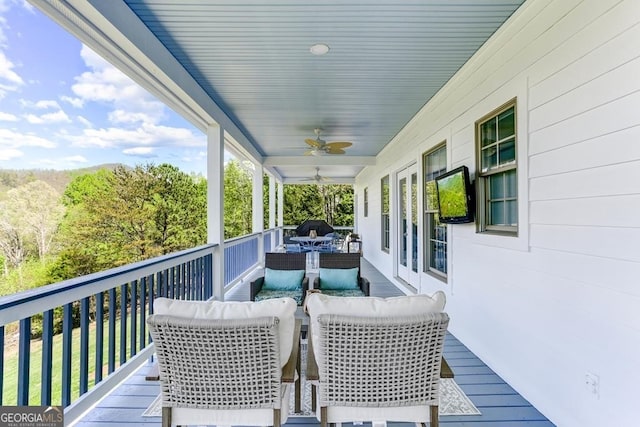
0;325;4;405
95;292;104;384
41;310;54;405
130;280;138;356
108;288;116;374
17;317;31;405
80;297;89;394
62;303;72;407
120;284;127;364
140;277;147;350
206;254;213;299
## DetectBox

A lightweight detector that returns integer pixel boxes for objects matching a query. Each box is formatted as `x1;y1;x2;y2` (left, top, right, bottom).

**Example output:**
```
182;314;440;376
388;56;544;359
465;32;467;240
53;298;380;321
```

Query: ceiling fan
304;128;352;155
301;167;332;183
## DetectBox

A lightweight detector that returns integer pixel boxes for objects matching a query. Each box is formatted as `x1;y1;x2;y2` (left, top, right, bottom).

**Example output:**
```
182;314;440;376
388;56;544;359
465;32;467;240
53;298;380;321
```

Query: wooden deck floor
73;258;555;427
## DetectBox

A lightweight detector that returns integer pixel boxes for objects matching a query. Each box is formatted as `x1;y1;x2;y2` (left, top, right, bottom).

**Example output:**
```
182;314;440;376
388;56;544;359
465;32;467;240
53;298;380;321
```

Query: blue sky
0;0;213;175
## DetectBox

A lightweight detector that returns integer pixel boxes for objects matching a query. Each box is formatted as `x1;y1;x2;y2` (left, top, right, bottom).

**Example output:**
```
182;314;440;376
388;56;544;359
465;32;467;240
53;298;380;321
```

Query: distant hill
0;164;122;198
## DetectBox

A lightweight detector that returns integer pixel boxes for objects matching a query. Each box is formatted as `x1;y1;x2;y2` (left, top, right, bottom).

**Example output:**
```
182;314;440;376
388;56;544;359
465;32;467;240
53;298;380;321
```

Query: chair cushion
319;289;366;298
319;267;359;290
263;268;305;291
255;289;304;306
305;292;446;366
153;297;297;367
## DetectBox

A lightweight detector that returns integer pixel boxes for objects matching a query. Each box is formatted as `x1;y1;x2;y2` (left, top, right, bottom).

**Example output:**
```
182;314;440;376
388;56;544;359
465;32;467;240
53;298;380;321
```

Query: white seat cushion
153;297;297;367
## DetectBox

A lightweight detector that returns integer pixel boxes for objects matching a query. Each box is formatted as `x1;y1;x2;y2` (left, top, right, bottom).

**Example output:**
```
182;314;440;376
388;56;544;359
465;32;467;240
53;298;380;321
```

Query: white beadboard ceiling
51;0;526;182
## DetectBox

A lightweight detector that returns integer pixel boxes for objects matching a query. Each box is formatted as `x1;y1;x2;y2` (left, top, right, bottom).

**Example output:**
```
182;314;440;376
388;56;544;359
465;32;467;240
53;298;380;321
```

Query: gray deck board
74;257;555;427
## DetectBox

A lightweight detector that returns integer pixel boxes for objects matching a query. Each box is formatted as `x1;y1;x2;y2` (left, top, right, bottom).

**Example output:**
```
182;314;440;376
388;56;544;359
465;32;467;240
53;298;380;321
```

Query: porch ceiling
38;0;525;183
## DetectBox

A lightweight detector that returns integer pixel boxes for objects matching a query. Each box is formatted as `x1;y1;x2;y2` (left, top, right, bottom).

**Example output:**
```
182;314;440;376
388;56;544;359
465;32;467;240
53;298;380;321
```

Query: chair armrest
359;276;370;296
282;319;302;383
301;277;309;294
313;276;320;289
306;330;319;382
250;277;265;301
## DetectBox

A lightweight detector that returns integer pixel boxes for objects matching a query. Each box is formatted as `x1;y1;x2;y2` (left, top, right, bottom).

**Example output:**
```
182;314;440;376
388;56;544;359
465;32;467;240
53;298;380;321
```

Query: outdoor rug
143;343;480;418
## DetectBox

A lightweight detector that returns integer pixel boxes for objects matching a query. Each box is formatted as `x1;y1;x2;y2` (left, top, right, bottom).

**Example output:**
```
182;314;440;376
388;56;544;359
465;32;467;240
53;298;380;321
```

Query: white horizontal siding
357;0;640;426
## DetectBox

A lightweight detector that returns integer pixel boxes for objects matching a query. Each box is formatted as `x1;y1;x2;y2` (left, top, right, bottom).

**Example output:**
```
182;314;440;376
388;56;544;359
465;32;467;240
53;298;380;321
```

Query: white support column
268;176;276;230
207;124;225;301
277;181;284;242
253;163;264;258
268;175;276;251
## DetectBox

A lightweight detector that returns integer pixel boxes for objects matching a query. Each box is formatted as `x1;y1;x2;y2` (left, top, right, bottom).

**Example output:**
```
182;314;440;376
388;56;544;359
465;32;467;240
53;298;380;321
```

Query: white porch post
267;175;276;251
207;124;225;301
277;181;284;243
253;163;264;258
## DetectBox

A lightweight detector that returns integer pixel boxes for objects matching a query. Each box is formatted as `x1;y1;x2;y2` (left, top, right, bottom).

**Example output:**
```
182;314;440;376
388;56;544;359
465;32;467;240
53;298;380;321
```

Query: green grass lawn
2;312;145;406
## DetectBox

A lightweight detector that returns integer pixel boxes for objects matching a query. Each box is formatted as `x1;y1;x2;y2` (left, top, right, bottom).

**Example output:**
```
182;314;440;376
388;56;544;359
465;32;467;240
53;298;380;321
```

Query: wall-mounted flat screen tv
435;165;474;224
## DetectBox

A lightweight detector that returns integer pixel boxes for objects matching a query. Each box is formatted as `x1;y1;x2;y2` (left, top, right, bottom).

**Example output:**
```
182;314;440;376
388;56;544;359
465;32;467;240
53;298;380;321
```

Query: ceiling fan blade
305;138;323;148
303;149;316;156
325;141;352;149
325;147;346;155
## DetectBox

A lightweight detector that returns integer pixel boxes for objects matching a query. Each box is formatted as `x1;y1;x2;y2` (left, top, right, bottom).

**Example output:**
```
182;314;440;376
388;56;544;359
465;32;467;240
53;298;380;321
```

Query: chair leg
320;406;328;427
295;345;301;413
274;408;281;427
430;405;439;427
161;407;171;427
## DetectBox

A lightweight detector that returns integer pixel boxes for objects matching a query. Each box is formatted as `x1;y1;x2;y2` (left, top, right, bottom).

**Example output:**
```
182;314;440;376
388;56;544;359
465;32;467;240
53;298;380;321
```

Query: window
381;175;390;251
423;144;447;277
364;187;369;217
476;100;517;234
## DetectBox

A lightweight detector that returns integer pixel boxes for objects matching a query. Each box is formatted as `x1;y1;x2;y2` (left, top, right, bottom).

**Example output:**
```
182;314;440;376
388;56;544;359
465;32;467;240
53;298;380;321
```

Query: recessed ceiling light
310;43;330;55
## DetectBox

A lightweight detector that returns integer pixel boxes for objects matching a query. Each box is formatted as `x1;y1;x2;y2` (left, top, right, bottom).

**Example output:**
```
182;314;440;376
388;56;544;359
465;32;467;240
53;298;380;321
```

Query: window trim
475;98;518;235
422;142;447;280
381;175;390;252
363;187;369;217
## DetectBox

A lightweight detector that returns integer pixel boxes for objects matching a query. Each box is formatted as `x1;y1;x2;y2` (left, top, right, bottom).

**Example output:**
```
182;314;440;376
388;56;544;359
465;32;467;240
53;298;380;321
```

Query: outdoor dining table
290;236;333;268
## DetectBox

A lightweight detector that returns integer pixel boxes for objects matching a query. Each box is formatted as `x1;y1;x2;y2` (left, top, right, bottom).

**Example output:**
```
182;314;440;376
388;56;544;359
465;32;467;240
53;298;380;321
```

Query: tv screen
435;165;474;224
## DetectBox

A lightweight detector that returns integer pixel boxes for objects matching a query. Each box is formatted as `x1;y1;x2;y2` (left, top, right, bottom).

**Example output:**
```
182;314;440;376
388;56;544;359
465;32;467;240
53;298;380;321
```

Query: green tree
223;160;253;238
51;164;207;280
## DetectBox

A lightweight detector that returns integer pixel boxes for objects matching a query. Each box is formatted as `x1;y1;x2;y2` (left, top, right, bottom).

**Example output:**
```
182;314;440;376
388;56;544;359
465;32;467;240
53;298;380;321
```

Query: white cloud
24;109;71;124
72;45;165;125
66;122;204;149
108;109;156;125
61;95;84;108
64;155;88;163
0;147;22;161
76;115;92;127
0;111;17;121
0;51;24;97
0;128;56;148
123;147;156;158
34;99;61;109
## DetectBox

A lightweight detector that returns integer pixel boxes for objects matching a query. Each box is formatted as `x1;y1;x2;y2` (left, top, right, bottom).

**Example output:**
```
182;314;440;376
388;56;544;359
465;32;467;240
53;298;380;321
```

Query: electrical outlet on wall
585;372;600;398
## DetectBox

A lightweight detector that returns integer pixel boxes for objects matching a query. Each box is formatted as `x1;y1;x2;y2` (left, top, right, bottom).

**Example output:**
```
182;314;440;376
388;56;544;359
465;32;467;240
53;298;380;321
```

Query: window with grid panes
476;100;517;234
381;176;390;251
423;144;447;277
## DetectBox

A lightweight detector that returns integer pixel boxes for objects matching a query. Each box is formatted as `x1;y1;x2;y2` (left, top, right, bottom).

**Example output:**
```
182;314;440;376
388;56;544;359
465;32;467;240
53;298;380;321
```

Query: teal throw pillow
263;268;305;291
319;267;359;290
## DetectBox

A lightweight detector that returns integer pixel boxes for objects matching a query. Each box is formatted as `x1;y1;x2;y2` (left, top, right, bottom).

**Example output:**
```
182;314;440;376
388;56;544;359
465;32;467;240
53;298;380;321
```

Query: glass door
397;165;419;286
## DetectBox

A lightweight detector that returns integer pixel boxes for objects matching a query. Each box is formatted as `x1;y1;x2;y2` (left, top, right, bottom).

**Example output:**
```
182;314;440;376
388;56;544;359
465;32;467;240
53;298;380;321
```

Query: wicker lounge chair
308;312;449;427
147;309;300;427
251;252;309;305
313;252;370;296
